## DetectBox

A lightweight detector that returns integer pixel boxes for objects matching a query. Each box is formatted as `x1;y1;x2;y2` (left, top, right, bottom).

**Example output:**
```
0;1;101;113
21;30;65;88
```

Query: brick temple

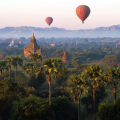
24;34;41;58
62;51;67;63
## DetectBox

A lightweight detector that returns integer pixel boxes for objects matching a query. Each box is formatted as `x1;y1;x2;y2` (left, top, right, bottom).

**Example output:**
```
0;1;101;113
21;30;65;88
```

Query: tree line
0;53;120;120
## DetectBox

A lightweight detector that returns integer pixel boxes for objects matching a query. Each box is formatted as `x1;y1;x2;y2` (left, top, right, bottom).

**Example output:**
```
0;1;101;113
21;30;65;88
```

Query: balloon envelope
76;5;90;23
45;17;53;26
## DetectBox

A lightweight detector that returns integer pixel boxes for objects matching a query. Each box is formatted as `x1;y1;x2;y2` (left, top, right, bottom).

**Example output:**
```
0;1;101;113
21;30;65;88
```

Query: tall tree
23;62;34;75
105;67;120;104
0;60;6;78
42;58;61;105
68;74;88;120
29;53;42;69
82;65;104;120
11;56;23;81
4;57;12;80
54;65;68;88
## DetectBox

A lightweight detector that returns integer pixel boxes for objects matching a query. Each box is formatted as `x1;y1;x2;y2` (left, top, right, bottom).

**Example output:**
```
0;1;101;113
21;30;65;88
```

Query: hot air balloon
45;17;53;26
76;5;90;24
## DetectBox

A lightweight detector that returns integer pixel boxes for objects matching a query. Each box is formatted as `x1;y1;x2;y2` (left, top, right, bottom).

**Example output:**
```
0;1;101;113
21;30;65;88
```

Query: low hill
0;25;120;38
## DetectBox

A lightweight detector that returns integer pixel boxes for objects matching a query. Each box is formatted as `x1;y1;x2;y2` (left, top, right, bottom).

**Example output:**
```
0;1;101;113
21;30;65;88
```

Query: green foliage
54;65;68;87
98;98;120;120
81;87;106;113
0;60;7;79
102;55;120;67
4;56;12;66
0;96;18;120
11;96;76;120
52;88;70;98
23;62;34;75
29;53;42;63
82;65;104;87
15;71;28;86
68;74;88;102
72;56;84;67
42;58;60;75
98;103;115;120
71;47;105;67
28;72;45;90
51;97;77;120
1;48;120;120
105;67;120;87
42;58;66;86
11;56;23;68
12;95;55;120
0;78;26;99
0;79;26;120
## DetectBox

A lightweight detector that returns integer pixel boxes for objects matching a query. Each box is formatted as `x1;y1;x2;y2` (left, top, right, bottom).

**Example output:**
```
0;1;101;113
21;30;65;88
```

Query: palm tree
11;56;23;81
105;67;120;104
55;65;68;88
51;58;67;88
23;62;34;75
42;58;60;105
69;74;88;120
4;57;12;80
82;65;104;120
0;60;6;77
29;53;42;69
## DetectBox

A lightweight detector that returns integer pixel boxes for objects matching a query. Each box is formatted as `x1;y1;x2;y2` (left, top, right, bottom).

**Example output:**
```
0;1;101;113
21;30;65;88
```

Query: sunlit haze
0;0;120;29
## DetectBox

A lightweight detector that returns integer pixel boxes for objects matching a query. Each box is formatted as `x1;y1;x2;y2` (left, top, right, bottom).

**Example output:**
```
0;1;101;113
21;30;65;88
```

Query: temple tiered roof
24;34;41;58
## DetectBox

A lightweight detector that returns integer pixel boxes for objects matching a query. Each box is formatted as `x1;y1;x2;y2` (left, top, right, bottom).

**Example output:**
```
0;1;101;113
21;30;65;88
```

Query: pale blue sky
0;0;119;29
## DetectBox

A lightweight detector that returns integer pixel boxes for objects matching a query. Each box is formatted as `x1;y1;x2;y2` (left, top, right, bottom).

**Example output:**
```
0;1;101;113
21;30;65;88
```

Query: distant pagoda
24;34;41;58
62;51;67;63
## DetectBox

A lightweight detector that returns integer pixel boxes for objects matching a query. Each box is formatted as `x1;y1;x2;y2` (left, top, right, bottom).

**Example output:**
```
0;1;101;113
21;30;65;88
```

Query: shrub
98;103;115;120
98;99;120;120
12;95;56;120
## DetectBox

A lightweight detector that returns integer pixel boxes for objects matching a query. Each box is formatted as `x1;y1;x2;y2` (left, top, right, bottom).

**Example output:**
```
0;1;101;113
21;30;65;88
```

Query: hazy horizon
0;0;120;29
0;24;120;31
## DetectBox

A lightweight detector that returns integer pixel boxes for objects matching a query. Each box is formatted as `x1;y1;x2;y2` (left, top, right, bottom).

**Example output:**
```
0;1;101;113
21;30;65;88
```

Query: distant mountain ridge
0;25;120;38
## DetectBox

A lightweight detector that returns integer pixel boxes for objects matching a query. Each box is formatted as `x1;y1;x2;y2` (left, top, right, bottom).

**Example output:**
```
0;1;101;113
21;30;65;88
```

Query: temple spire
24;34;41;58
32;33;35;39
62;50;67;63
31;33;36;43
